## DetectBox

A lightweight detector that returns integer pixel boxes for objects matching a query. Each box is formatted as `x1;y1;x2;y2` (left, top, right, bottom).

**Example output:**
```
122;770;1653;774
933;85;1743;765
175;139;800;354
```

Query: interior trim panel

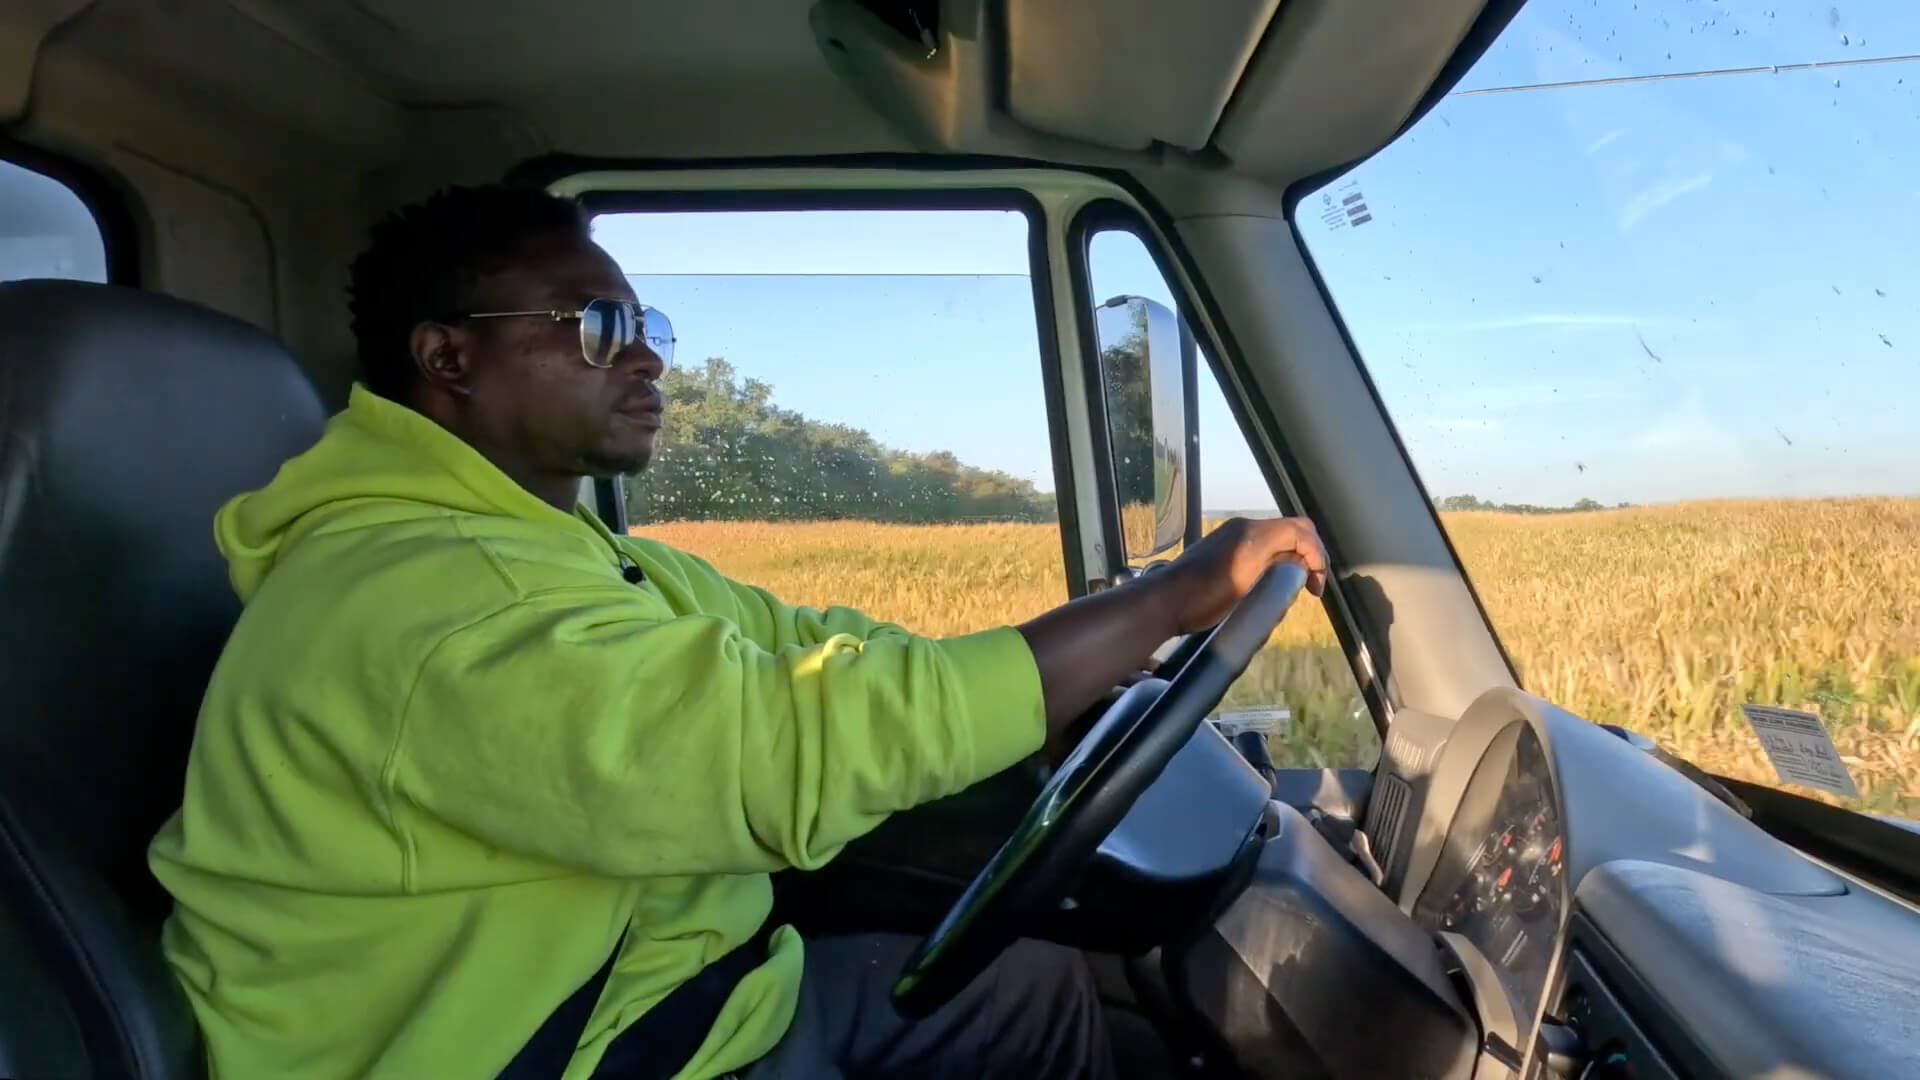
1567;860;1920;1079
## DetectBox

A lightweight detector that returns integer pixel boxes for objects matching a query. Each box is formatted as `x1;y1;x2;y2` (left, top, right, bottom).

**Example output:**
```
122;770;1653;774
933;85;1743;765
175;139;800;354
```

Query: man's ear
409;321;476;397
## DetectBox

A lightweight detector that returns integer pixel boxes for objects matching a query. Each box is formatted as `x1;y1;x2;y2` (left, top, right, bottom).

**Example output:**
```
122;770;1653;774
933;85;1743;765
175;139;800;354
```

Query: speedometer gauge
1413;725;1566;1039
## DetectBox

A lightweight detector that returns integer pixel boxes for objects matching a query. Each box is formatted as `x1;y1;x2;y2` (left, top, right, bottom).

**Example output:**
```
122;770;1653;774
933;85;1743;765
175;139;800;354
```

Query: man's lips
616;392;664;418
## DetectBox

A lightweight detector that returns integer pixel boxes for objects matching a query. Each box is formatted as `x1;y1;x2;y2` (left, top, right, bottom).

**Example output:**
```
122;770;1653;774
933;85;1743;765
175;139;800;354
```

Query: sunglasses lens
578;298;632;368
578;300;671;370
641;306;675;372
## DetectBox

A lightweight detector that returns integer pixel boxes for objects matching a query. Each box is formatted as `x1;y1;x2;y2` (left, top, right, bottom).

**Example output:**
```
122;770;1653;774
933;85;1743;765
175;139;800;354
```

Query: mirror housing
1095;295;1201;564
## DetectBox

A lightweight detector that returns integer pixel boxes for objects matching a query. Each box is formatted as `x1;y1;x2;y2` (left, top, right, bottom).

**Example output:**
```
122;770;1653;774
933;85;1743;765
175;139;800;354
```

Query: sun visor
1003;0;1281;152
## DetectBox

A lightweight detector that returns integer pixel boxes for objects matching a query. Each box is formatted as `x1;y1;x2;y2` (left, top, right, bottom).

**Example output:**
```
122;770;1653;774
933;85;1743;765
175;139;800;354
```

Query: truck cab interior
3;1;1918;1078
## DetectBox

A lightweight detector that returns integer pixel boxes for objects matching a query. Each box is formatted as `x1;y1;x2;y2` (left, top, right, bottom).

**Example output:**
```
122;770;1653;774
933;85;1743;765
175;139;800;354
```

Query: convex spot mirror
1096;295;1199;563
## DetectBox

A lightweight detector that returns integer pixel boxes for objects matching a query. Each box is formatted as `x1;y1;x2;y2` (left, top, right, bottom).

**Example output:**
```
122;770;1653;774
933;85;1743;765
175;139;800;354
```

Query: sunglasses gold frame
463;298;675;370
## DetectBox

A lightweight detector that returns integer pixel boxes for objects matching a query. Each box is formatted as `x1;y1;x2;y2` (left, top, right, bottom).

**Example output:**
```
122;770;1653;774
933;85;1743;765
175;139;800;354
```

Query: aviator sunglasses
463;298;676;370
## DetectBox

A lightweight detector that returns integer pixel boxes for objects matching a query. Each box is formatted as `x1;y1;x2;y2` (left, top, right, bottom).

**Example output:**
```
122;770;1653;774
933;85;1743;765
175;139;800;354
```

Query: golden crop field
636;497;1920;818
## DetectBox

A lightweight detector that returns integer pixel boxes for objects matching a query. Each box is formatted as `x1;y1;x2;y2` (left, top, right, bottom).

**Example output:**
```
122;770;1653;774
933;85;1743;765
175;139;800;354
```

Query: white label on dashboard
1216;708;1291;737
1739;705;1861;799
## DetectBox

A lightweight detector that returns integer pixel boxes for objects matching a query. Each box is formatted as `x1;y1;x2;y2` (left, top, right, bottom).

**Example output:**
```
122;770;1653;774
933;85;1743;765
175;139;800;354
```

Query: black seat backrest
0;280;326;1079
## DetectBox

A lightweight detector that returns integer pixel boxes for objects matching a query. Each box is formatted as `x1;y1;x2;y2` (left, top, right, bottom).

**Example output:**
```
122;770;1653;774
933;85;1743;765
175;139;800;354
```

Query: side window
591;207;1064;638
0;159;107;284
1085;226;1380;770
1297;5;1918;818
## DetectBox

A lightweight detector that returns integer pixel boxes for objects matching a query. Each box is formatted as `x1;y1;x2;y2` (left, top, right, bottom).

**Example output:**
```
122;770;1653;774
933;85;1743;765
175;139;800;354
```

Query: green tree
627;359;1057;525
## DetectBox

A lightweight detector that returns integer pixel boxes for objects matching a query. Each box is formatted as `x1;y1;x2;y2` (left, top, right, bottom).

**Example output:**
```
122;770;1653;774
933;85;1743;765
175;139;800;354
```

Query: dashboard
1370;689;1920;1079
1087;682;1920;1080
1410;722;1566;1042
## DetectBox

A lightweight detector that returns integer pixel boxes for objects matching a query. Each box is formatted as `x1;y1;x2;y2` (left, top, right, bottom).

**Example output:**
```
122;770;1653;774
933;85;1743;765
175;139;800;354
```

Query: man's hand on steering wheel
1017;516;1327;748
1153;516;1328;633
1038;514;1324;759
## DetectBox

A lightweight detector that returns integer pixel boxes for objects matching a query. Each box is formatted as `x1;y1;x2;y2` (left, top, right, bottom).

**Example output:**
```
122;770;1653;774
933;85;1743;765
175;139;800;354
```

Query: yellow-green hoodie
147;385;1046;1079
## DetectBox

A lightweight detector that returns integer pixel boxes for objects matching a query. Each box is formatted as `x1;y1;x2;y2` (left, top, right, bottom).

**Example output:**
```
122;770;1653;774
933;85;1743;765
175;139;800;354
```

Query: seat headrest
0;278;326;908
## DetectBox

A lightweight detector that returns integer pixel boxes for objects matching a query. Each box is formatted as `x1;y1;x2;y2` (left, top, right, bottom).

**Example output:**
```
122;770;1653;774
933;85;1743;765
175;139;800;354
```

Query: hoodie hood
215;384;604;601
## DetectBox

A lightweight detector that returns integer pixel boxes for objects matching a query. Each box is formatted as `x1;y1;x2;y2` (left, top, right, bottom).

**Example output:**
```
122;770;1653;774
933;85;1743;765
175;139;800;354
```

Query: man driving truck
146;185;1328;1079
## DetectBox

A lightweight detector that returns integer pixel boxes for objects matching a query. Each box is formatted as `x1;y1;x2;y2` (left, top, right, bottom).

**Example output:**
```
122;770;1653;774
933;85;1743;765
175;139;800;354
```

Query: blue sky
594;0;1920;512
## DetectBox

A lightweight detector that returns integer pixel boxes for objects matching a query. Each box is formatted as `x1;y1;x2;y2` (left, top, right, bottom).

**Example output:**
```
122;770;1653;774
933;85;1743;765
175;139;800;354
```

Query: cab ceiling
0;0;1487;200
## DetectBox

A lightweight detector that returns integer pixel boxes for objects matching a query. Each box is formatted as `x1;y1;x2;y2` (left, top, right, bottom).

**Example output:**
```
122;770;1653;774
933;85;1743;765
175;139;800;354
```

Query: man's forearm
1016;576;1180;737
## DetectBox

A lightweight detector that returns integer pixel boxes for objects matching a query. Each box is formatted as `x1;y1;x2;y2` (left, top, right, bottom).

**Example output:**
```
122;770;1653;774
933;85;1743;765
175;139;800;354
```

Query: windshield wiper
1596;724;1753;818
1717;776;1920;905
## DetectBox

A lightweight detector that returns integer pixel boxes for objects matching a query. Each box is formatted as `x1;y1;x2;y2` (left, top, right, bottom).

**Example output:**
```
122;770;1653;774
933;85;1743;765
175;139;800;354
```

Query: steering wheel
891;561;1310;1016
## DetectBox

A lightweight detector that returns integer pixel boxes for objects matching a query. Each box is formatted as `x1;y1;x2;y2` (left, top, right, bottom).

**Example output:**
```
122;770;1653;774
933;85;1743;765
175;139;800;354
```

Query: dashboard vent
1386;729;1434;774
1366;773;1414;883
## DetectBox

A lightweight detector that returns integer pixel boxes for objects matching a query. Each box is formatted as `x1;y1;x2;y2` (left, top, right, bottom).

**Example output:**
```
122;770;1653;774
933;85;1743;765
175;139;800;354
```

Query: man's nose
619;338;666;378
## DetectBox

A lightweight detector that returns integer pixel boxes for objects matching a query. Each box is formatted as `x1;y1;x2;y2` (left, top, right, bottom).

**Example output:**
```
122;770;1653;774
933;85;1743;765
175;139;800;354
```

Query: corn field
637;496;1919;818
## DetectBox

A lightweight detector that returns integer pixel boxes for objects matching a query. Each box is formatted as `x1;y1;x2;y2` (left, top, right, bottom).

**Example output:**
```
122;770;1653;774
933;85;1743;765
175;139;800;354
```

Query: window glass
0;159;107;283
1299;2;1919;817
1087;227;1379;770
592;208;1063;638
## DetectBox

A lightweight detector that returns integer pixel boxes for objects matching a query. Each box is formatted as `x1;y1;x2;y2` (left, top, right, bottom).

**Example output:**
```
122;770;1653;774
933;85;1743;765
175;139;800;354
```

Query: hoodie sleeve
721;580;911;651
389;583;1045;878
629;540;910;651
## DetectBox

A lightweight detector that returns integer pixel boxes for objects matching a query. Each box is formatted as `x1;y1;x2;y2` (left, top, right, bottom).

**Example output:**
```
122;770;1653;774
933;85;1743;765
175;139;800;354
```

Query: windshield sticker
1739;705;1861;799
1318;181;1373;231
1215;708;1291;738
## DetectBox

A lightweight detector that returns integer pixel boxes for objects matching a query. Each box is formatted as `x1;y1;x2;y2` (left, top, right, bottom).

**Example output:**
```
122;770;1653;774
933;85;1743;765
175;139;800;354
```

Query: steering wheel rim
890;561;1310;1017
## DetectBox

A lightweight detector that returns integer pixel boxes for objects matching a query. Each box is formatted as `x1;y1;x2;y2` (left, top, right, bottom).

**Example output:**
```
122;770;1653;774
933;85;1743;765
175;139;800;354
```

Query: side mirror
1095;295;1201;564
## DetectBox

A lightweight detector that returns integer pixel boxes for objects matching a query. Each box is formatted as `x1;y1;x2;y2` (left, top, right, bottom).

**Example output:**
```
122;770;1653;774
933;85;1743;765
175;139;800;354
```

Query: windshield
1298;0;1919;821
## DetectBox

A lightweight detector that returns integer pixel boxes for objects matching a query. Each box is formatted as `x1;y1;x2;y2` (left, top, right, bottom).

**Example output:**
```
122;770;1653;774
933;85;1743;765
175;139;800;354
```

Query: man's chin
584;451;651;477
579;429;657;477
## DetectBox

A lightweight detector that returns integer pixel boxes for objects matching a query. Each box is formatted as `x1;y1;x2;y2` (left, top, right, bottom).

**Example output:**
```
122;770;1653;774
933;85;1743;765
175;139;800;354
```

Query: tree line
626;359;1058;524
1435;494;1630;514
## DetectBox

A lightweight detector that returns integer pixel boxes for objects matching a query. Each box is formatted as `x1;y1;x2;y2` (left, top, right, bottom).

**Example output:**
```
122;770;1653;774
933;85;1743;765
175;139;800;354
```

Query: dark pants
740;933;1117;1079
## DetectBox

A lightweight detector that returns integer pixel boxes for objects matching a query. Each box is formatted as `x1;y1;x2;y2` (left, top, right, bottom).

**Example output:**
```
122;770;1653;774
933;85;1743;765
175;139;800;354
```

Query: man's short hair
347;185;588;402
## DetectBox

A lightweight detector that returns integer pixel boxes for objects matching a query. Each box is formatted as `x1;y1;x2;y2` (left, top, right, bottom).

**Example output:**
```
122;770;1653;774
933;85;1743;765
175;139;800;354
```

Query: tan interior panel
0;0;91;123
1214;0;1484;180
1003;0;1281;152
106;151;276;332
